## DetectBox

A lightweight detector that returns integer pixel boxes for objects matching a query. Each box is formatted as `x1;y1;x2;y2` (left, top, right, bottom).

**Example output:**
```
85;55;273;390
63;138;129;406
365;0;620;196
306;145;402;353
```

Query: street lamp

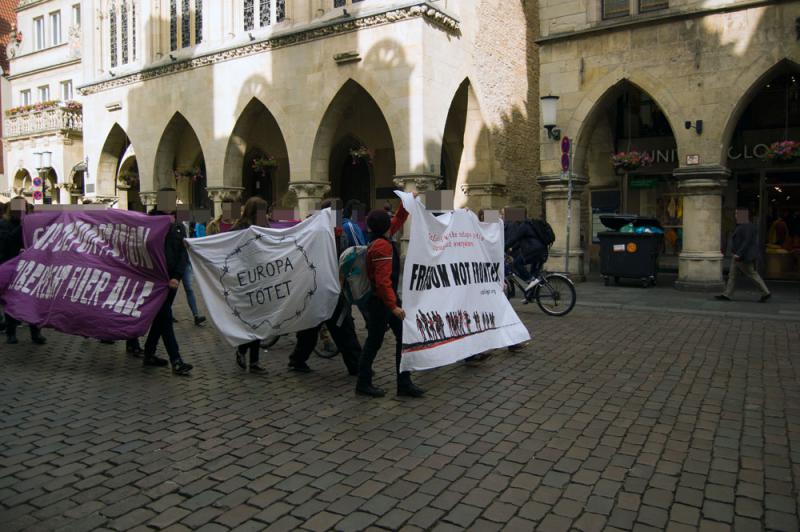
540;95;561;140
33;151;52;204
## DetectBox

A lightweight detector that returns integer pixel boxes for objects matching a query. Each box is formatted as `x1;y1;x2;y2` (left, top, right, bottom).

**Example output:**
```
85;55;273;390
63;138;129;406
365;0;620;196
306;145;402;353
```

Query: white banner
186;210;340;346
398;192;530;371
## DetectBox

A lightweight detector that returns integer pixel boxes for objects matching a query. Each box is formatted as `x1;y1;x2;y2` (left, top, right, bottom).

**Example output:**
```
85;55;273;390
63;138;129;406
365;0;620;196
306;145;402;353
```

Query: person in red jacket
356;199;425;398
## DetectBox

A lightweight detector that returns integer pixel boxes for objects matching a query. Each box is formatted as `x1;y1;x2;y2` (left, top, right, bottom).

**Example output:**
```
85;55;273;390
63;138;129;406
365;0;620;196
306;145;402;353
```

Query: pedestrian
288;198;361;375
716;208;771;302
342;199;367;247
356;197;425;398
179;221;207;326
142;189;193;375
206;201;238;235
231;197;269;374
0;197;47;345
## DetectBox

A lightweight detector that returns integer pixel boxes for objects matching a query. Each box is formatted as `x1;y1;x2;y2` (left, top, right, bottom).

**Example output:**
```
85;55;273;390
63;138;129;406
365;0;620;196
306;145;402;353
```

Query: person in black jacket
142;190;193;375
716;208;771;302
0;198;47;345
505;218;547;284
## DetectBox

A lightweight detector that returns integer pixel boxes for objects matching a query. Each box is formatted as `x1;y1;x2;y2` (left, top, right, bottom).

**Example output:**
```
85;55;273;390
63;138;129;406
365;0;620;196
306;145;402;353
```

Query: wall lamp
540;95;561;140
685;120;703;135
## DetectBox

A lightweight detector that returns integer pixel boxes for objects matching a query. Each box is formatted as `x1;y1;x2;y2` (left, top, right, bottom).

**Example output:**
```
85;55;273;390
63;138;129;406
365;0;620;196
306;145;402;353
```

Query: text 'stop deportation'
186;209;341;346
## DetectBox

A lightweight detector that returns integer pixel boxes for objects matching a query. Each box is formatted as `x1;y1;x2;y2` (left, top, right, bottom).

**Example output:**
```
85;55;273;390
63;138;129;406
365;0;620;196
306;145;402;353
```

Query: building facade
64;0;539;218
2;0;83;205
0;0;21;189
538;0;800;289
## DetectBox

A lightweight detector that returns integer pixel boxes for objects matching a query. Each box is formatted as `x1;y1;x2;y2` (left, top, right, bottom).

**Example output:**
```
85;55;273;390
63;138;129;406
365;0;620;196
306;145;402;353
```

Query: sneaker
143;355;168;367
397;382;426;398
288;361;312;373
508;341;529;352
126;344;144;357
759;293;771;303
31;334;47;345
249;364;267;374
236;349;246;370
714;294;731;301
6;334;18;345
194;316;207;326
172;361;193;375
356;384;386;397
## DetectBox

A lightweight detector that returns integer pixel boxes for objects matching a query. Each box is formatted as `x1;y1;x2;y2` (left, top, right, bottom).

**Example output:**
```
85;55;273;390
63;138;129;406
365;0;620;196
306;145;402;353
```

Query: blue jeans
182;264;200;317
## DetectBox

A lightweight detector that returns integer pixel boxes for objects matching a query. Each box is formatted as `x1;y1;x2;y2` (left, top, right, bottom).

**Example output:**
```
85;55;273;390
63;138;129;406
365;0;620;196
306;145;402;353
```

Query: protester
0;198;47;345
180;221;206;326
0;202;6;332
356;196;425;398
142;189;193;375
288;198;361;375
231;197;269;373
342;199;367;247
206;201;237;235
716;208;772;303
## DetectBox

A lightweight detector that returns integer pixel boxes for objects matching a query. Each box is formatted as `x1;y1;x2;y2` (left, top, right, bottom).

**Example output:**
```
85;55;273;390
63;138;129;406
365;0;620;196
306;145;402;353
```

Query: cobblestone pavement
1;295;799;531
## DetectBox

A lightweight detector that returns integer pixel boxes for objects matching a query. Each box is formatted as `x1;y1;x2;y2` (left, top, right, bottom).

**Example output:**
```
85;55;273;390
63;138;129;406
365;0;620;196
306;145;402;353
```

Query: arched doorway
311;80;395;211
119;155;143;211
154;113;210;214
225;98;290;208
98;123;132;199
577;81;678;272
13;169;31;196
727;63;800;280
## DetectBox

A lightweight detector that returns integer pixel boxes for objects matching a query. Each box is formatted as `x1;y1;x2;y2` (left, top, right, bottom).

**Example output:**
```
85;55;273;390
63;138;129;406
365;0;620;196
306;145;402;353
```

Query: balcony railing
4;105;83;139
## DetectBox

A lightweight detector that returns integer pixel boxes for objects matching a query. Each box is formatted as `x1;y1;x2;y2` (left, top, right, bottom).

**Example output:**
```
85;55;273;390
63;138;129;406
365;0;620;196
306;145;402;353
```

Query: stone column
206;187;244;218
537;174;589;279
116;181;131;210
392;174;442;196
674;165;729;291
55;183;75;204
287;182;330;219
460;183;507;211
139;191;158;212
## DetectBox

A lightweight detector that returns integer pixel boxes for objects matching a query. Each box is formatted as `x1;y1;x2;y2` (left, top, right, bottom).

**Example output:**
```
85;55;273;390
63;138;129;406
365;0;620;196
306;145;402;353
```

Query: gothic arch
97;123;132;195
719;58;800;163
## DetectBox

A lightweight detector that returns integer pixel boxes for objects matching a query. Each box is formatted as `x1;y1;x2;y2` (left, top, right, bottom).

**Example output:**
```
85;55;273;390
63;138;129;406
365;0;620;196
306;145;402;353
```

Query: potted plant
118;171;139;188
349;146;373;165
611;150;654;172
765;140;800;163
251;155;278;176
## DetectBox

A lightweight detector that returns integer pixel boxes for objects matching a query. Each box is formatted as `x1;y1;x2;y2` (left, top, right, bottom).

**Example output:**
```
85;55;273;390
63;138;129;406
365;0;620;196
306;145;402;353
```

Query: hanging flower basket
611;150;654;172
118;171;139;188
174;167;204;182
13;31;22;44
349;146;374;165
765;141;800;163
252;156;278;176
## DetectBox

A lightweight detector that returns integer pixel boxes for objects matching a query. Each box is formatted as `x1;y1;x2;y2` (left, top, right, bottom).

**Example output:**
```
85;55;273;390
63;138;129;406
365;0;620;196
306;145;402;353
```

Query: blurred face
176;206;190;223
735;209;750;224
10;198;26;220
255;206;268;227
156;191;177;213
222;202;234;220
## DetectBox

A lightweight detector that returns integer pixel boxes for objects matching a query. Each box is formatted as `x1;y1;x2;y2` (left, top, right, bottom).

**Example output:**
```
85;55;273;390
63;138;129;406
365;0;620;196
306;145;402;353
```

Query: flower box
765;140;800;163
611;150;654;172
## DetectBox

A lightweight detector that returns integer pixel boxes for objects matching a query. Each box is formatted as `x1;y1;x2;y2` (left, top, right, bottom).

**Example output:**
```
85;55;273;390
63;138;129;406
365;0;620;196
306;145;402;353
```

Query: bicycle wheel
534;273;576;316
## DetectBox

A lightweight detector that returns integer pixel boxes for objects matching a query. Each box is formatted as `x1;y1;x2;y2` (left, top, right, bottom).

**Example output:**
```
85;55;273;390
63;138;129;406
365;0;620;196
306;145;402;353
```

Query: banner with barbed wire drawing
185;209;340;347
397;192;530;372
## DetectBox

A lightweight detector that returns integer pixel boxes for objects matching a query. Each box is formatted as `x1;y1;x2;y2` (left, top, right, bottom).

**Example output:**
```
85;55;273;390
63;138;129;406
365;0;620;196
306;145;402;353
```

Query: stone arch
568;69;683;174
223;97;290;206
309;79;396;210
12;168;32;194
97;123;132;196
440;78;495;208
719;58;800;163
153;112;209;209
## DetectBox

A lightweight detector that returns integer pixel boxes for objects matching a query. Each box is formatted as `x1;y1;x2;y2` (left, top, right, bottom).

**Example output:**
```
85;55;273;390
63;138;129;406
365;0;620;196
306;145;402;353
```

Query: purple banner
0;210;171;340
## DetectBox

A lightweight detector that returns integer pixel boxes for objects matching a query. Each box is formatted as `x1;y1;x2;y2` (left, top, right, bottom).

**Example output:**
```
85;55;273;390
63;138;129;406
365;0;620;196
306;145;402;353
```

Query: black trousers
358;296;411;386
290;295;360;373
144;289;180;364
4;315;42;339
238;340;260;364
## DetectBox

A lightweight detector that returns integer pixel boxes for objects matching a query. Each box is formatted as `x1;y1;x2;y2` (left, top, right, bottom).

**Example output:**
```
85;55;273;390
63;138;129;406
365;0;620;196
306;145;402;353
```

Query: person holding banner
0;198;47;345
356;198;425;398
142;190;193;376
231;197;269;374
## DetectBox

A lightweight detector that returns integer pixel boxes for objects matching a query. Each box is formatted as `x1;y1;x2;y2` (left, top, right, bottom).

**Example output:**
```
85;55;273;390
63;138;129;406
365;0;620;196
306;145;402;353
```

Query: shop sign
630;177;658;189
727;144;770;160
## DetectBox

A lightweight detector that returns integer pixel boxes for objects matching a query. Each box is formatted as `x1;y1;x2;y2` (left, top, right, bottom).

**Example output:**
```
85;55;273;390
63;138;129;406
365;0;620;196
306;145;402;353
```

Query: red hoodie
366;205;408;311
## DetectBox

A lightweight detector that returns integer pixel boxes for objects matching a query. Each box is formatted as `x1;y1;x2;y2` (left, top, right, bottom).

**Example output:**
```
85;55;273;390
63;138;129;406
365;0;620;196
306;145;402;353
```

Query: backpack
339;245;371;305
526;219;556;247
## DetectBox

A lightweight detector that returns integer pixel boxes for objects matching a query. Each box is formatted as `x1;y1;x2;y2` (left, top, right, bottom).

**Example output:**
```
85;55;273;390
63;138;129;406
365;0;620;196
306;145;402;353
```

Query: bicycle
504;257;576;316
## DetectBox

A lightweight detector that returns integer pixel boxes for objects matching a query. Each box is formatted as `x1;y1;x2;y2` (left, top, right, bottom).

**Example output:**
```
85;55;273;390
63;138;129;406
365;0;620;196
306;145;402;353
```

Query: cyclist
504;215;548;290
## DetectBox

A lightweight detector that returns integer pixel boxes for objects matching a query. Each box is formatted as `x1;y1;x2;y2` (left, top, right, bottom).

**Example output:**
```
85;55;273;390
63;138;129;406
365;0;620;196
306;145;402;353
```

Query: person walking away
142;189;194;375
356;198;425;398
288;198;361;375
0;198;47;345
231;197;270;373
179;221;207;326
716;208;771;302
342;199;367;247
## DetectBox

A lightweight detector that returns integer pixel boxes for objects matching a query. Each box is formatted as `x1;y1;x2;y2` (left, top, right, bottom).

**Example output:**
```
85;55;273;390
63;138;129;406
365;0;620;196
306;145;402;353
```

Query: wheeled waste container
598;215;663;287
